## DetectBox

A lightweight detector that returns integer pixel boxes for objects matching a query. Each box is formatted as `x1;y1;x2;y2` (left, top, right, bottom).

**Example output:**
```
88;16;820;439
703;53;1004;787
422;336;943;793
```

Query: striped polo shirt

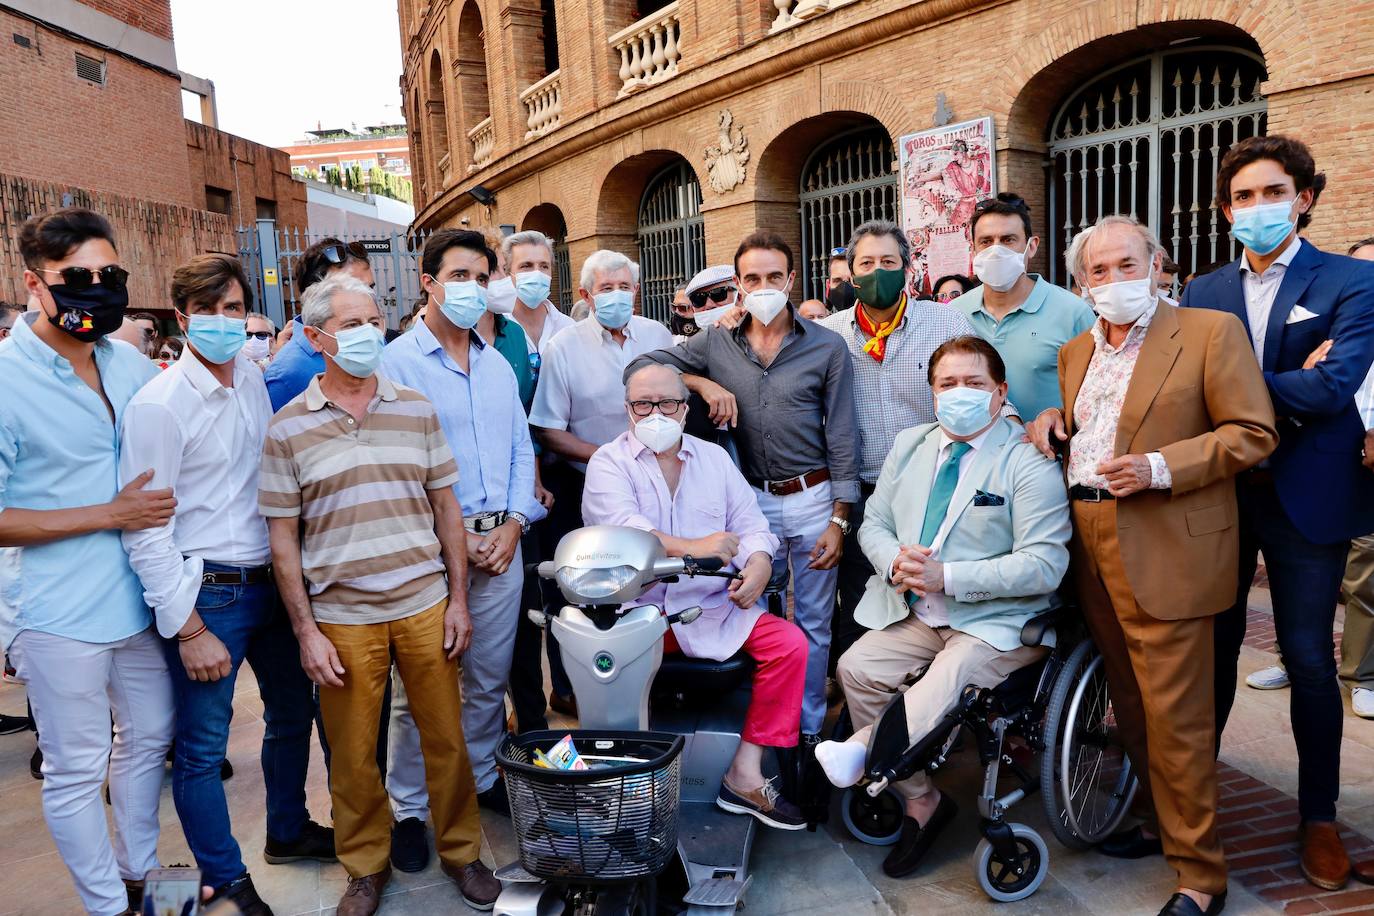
259;373;459;624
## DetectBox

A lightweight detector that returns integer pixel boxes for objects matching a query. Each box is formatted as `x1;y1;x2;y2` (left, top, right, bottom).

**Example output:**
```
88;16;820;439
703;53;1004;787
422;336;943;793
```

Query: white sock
815;740;866;788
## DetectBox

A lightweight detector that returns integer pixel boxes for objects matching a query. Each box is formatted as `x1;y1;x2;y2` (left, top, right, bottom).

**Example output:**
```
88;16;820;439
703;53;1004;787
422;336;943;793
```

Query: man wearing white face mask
818;335;1070;879
953;193;1095;422
262;274;498;915
381;229;545;844
583;364;809;829
627;230;859;743
1026;215;1276;916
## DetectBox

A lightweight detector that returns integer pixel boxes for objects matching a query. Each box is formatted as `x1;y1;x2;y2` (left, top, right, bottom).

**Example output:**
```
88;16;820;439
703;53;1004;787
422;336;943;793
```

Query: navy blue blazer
1180;239;1374;544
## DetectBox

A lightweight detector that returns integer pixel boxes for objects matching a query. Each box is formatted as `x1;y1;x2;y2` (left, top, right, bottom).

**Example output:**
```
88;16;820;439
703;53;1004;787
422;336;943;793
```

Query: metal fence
637;161;706;324
799;128;898;301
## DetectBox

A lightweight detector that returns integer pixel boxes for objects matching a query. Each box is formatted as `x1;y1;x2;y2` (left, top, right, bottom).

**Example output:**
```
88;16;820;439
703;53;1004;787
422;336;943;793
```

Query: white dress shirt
1239;233;1302;364
119;349;272;637
529;316;674;471
889;424;994;629
519;300;576;355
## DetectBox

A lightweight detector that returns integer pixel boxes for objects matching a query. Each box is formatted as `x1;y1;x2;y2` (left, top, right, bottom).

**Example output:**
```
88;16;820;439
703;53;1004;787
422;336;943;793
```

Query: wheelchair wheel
973;823;1048;902
1039;640;1138;850
839;785;904;846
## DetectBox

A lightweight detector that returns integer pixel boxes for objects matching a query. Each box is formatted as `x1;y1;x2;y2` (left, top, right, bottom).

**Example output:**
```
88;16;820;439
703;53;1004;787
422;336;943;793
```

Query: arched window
426;50;451;184
799;127;897;300
636;160;705;323
1047;45;1267;283
456;1;492;127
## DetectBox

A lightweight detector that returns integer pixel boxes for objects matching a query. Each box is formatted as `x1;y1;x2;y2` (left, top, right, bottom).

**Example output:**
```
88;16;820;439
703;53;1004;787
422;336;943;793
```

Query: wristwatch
829;515;852;536
509;511;532;535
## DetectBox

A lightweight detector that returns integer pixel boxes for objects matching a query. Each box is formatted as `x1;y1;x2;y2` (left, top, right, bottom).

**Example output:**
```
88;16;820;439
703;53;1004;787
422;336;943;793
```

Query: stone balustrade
520;70;563;139
610;2;682;97
770;0;856;33
467;117;494;170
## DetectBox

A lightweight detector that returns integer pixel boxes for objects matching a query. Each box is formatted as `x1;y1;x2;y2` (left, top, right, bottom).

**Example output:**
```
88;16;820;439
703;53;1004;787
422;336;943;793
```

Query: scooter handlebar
682;554;725;573
536;560;557;579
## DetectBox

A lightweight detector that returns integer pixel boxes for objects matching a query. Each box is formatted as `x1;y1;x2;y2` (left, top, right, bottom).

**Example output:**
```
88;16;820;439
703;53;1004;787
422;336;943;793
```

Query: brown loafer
442;858;501;911
337;867;391;916
1299;822;1350;891
1353;857;1374;885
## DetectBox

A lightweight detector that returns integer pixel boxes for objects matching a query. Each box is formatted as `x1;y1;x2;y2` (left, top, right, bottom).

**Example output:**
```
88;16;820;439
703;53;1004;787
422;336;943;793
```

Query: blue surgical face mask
515;271;552;307
1230;199;1297;255
593;289;634;330
320;324;384;378
184;313;246;365
935;385;996;438
440;280;487;330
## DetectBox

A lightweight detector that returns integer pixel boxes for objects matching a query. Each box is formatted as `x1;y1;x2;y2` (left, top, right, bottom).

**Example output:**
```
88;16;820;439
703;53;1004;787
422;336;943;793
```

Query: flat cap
685;264;736;297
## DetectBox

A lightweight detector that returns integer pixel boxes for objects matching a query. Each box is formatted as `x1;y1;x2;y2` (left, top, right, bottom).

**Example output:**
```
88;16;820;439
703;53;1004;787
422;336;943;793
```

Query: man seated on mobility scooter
582;362;810;830
816;335;1072;876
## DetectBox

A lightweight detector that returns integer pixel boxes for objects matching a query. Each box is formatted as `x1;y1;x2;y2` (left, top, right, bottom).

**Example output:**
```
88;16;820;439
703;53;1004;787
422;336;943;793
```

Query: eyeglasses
321;242;368;266
37;265;130;292
248;331;273;340
935;291;961;303
627;398;685;417
688;286;736;309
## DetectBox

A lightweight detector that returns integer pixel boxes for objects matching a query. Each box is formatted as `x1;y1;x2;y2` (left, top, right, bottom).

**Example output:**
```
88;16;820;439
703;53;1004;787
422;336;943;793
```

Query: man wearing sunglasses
0;207;176;915
264;238;374;413
130;311;160;357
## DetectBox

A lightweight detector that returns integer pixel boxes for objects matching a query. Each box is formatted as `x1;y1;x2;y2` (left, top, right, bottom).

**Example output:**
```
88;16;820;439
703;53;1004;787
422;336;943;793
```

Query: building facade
282;125;415;180
398;0;1374;320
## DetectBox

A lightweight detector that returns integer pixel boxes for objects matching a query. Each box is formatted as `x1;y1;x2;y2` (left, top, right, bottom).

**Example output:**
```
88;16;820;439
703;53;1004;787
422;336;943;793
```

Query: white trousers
388;545;523;814
11;627;174;915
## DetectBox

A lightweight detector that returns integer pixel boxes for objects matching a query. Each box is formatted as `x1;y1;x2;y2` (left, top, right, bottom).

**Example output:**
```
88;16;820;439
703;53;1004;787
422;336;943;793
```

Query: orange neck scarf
855;294;908;362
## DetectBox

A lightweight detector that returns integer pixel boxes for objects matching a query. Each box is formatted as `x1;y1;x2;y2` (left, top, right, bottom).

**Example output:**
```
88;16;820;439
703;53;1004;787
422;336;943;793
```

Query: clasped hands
890;544;943;600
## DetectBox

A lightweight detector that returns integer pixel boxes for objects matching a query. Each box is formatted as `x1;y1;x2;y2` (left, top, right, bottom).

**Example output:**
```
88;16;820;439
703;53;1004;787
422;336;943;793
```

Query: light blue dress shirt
0;314;159;648
382;318;544;523
954;275;1096;421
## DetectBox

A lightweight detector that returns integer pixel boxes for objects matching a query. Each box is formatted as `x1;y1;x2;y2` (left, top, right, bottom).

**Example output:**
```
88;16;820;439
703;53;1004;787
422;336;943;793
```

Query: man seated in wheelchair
582;363;809;830
816;336;1071;877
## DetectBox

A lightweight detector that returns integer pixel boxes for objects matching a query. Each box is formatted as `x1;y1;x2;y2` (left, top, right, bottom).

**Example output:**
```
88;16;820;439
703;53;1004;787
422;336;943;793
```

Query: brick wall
0;7;193;207
185;121;309;235
78;0;174;40
0;172;234;314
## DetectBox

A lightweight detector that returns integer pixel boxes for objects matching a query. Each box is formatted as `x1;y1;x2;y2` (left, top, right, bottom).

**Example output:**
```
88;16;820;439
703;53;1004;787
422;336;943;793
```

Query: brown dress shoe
442;859;501;911
1299;822;1351;891
337;867;391;916
1352;856;1374;885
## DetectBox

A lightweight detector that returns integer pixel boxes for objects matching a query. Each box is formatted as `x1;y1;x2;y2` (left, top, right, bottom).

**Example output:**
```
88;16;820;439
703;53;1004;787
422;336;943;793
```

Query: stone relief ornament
704;110;750;193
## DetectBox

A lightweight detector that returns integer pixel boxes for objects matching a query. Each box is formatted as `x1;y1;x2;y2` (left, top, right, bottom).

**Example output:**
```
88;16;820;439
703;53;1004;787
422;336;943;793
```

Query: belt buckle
1087;487;1105;502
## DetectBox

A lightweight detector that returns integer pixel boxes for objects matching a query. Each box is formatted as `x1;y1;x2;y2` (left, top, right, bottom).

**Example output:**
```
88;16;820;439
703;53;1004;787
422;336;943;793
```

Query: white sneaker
1245;665;1290;690
1353;686;1374;719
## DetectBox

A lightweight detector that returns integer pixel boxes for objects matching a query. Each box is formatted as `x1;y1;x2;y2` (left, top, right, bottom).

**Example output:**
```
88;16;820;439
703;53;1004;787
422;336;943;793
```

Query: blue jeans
1215;475;1348;822
163;566;316;887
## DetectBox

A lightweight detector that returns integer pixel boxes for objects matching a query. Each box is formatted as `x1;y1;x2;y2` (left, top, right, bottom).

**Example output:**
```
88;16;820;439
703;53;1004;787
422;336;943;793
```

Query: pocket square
973;490;1006;507
1285;304;1320;324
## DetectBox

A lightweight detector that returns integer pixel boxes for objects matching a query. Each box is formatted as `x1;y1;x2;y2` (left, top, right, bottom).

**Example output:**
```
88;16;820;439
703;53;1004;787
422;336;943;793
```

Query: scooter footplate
683;876;752;907
495;861;541;883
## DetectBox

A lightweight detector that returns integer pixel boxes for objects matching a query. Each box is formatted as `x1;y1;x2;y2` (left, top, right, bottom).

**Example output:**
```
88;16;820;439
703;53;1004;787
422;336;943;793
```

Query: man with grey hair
529;250;672;715
1025;214;1276;916
502;229;574;352
244;312;276;367
819;218;978;667
261;275;497;915
0;302;23;341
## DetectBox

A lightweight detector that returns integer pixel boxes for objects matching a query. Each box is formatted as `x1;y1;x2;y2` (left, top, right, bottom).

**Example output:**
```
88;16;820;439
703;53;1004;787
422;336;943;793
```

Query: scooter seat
652;650;755;699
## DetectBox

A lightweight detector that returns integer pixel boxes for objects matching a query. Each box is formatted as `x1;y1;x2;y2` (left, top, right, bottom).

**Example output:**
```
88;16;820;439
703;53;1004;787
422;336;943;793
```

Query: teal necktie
906;441;971;609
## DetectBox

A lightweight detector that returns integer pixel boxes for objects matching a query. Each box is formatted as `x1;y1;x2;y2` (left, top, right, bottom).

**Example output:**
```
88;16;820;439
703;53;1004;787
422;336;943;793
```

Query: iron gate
636;161;705;324
236;223;431;329
1047;45;1268;284
553;237;573;313
799;127;898;301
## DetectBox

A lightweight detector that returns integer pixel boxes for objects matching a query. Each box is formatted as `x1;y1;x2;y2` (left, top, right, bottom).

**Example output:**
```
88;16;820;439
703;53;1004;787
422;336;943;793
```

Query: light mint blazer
855;417;1071;651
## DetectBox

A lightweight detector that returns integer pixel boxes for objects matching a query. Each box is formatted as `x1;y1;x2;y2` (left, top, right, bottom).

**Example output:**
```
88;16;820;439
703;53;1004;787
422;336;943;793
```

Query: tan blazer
1060;302;1278;619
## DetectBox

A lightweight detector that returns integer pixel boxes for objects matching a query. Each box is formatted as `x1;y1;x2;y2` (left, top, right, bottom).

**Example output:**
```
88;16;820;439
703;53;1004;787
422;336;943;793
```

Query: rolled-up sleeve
529;339;572;432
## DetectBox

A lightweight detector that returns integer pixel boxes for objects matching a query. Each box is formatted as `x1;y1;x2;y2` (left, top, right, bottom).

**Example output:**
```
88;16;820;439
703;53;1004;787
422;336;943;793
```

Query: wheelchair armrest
1019;606;1063;648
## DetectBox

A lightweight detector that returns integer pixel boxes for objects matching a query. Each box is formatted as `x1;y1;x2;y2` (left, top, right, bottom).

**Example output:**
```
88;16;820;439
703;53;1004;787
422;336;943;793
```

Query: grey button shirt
625;307;860;503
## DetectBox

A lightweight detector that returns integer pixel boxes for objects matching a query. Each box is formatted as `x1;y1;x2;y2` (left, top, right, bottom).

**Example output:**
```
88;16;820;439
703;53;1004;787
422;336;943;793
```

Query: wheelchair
832;605;1139;902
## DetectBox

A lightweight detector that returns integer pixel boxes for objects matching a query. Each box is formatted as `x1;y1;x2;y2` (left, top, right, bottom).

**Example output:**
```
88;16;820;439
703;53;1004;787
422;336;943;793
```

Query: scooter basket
498;730;684;883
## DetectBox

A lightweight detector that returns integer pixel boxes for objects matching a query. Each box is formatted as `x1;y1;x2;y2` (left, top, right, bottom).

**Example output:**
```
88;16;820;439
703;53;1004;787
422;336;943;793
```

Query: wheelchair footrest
683;876;752;907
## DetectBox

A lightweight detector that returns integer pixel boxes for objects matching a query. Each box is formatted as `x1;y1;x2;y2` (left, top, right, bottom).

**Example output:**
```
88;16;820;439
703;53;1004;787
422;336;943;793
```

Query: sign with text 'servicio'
357;239;392;254
897;117;996;296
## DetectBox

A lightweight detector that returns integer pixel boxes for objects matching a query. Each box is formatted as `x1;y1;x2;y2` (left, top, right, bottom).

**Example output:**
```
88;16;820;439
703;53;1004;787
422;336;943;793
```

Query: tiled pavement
1;572;1371;915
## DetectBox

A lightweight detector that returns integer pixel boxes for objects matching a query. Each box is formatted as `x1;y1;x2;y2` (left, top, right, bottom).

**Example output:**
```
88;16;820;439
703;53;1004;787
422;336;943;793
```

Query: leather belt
465;511;509;533
1069;484;1115;502
750;468;830;497
200;565;273;586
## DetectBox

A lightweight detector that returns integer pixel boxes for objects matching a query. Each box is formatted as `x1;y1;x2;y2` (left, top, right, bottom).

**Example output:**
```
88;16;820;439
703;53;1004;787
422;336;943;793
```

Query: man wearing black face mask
820;220;978;668
825;248;856;312
0;208;177;915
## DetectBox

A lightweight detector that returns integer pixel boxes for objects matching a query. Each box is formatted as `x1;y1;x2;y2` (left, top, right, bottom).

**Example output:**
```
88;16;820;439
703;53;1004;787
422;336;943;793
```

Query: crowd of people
1;132;1372;916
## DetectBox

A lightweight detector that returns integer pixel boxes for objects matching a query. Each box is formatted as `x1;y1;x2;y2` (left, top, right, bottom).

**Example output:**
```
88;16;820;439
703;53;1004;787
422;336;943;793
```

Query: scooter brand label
575;551;620;562
594;651;615;674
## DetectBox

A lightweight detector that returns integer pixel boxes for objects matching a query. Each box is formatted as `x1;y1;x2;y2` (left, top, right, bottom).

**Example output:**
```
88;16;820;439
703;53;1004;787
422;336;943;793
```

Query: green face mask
854;267;906;311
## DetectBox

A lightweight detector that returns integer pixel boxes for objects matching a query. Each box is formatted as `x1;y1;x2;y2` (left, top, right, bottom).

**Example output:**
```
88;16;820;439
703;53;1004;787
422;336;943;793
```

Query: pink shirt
582;431;780;661
1068;302;1171;490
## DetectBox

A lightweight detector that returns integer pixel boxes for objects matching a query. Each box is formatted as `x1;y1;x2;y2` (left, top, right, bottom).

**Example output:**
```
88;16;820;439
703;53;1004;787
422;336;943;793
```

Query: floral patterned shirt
1068;302;1171;490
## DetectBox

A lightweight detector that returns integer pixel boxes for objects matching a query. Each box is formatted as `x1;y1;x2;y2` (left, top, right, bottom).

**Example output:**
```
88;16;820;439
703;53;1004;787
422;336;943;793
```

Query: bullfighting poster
897;118;996;295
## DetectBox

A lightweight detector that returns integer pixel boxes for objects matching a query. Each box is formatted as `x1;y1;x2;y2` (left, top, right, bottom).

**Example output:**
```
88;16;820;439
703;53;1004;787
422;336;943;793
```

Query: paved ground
2;576;1372;916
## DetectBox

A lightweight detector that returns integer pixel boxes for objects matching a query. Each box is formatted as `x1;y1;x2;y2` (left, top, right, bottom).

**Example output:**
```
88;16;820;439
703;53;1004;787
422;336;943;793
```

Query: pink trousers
664;613;806;747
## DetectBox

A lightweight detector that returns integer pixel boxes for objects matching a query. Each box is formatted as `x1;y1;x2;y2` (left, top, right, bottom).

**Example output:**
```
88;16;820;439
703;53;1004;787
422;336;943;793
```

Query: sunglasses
936;291;961;302
688;286;736;309
627;398;685;417
248;331;273;340
37;265;130;292
321;242;368;266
